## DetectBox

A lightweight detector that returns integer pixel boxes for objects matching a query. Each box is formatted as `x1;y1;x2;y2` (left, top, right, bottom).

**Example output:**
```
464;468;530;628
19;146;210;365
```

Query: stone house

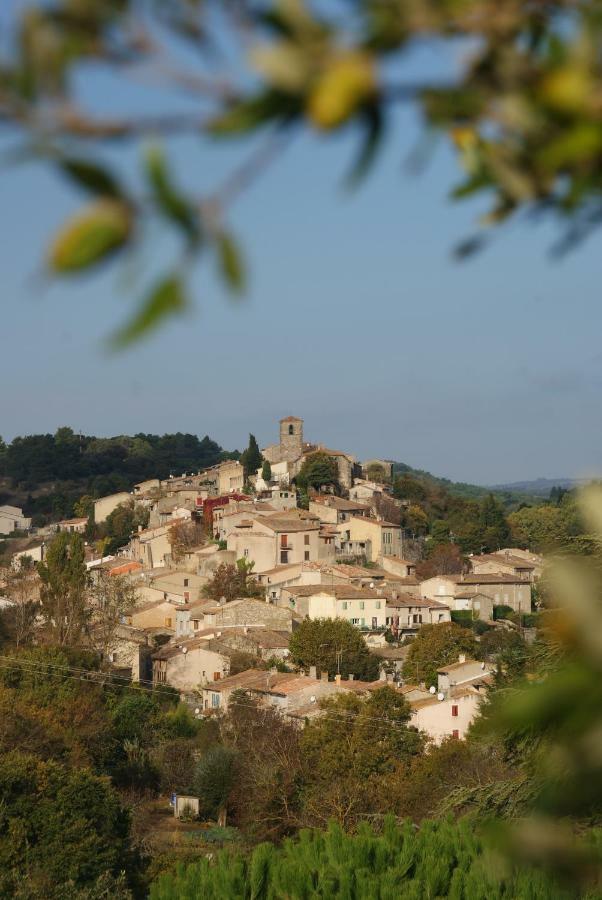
190;597;296;633
152;637;232;692
451;591;495;621
279;584;387;628
381;556;417;578
468;550;542;582
55;517;88;534
338;516;402;564
309;496;371;525
0;505;31;535
385;594;451;635
420;574;532;614
227;513;320;572
129;598;180;632
127;519;188;569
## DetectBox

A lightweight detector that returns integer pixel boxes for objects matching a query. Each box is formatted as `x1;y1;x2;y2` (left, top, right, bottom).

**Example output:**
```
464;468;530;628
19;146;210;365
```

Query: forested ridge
0;428;228;524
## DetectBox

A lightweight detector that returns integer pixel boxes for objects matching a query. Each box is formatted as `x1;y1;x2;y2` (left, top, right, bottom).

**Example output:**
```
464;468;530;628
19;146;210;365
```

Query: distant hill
489;477;582;496
391;461;545;507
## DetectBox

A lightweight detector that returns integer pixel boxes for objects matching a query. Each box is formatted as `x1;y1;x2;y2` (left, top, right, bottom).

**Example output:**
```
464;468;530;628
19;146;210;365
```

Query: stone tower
279;416;303;463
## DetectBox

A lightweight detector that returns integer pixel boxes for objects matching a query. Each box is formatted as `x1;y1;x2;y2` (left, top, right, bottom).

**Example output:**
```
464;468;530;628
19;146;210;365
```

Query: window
211;693;220;708
244;548;249;557
165;617;172;627
184;578;189;587
412;614;423;624
351;618;359;625
359;601;364;610
375;601;381;609
280;551;289;564
184;591;190;602
288;424;294;435
304;551;310;561
280;534;288;547
193;619;199;630
452;705;459;717
360;618;365;627
163;592;168;600
304;534;310;545
213;672;221;681
342;601;348;610
452;729;460;739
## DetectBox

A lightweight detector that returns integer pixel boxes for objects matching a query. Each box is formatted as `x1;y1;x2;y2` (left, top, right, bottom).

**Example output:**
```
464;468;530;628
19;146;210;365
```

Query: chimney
335;673;341;686
458;654;466;664
309;665;317;680
320;671;328;682
348;673;354;681
138;525;143;532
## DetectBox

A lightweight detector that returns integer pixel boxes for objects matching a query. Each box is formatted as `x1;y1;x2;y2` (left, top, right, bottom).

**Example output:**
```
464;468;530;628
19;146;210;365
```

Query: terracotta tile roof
423;573;527;586
472;552;536;569
436;658;484;674
282;584;381;599
311;496;371;512
349;516;401;529
256;516;320;533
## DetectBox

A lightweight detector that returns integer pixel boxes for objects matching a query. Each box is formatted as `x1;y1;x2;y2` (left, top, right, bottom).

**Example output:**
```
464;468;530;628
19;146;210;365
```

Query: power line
0;655;420;732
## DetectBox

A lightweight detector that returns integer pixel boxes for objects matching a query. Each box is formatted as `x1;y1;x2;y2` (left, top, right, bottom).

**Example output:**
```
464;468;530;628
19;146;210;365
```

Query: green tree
202;561;263;603
402;622;479;687
416;543;464;578
240;434;263;483
37;532;89;646
288;618;378;682
193;745;239;826
479;493;511;551
261;458;272;483
103;500;149;553
508;503;576;552
0;751;134;899
300;688;424;828
295;452;339;493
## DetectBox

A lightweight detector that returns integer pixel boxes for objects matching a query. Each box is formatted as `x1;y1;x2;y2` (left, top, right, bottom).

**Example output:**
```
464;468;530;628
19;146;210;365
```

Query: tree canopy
288;618;379;682
295;452;340;493
402;622;479;687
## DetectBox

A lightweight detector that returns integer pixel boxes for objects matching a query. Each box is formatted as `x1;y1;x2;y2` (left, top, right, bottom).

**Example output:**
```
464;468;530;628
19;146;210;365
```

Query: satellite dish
194;708;200;715
429;685;436;694
437;692;445;701
481;662;486;669
369;582;374;589
182;646;188;654
310;695;316;703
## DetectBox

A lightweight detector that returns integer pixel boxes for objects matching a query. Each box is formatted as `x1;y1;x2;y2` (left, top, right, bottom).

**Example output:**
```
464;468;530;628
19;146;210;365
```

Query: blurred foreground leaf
109;275;188;349
48;200;132;273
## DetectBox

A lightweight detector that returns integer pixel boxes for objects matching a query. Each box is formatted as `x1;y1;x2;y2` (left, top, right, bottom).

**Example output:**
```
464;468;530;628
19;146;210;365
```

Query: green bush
451;610;474;626
493;605;515;621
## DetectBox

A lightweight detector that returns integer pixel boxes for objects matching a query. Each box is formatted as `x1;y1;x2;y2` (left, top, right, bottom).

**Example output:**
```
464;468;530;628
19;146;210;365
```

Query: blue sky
1;3;600;485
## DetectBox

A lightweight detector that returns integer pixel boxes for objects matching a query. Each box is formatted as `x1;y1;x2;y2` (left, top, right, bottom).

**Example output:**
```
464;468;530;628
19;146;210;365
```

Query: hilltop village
1;416;542;745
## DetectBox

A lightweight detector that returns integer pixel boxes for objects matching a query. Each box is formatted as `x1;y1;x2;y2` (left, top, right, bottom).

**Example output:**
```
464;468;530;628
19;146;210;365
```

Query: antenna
429;685;436;694
182;646;188;654
437;692;445;701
